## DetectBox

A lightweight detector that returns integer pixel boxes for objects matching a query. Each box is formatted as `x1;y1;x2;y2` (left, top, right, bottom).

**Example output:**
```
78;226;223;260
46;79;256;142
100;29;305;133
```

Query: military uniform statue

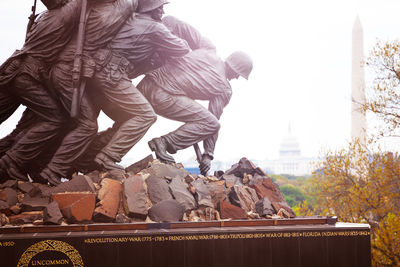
0;0;83;182
138;16;253;175
70;0;190;174
0;1;253;184
39;0;139;185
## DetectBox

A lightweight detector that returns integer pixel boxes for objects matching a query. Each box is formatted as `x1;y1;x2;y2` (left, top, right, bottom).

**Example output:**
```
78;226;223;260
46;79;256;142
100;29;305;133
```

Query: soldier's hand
199;154;212;176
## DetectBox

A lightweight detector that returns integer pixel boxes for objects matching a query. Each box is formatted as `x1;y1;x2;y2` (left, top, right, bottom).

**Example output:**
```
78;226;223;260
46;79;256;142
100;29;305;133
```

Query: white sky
1;0;400;166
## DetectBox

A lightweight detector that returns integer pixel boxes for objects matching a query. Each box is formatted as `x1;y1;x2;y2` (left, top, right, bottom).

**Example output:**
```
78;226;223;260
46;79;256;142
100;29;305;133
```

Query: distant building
173;125;318;176
351;15;367;144
261;126;316;176
350;16;400;153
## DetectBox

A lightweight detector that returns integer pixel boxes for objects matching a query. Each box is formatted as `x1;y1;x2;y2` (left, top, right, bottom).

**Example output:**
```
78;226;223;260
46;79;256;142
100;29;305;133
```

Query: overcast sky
1;0;400;166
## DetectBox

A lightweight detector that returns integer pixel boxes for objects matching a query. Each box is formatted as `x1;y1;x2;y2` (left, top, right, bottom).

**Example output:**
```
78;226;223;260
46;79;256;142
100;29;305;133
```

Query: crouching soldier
139;16;253;175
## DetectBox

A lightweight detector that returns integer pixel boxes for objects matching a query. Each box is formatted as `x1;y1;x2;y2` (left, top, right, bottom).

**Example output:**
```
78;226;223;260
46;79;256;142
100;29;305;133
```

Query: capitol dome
279;126;301;158
261;124;315;176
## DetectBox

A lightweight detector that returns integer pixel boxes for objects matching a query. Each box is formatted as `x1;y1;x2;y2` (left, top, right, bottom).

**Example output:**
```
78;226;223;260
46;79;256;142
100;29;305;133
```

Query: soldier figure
0;0;83;182
138;16;253;175
71;0;190;174
39;0;139;184
0;1;254;184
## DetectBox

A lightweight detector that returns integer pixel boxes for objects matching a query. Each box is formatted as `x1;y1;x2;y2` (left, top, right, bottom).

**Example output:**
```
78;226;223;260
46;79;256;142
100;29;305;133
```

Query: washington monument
351;15;367;144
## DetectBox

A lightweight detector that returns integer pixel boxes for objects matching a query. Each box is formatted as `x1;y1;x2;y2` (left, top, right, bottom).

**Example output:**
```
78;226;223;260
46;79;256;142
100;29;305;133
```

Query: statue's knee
213;120;221;132
146;109;157;125
88;121;98;134
151;113;157;124
81;120;98;135
207;117;220;133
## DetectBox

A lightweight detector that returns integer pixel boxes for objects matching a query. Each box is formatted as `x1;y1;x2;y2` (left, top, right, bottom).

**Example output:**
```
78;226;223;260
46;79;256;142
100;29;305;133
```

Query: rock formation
0;156;295;226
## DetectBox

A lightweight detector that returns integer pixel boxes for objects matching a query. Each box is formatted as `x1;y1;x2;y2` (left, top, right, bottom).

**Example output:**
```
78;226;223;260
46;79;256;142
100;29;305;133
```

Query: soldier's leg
73;127;117;173
0;109;37;158
40;63;99;183
138;78;220;154
90;76;156;169
0;56;23;125
0;90;19;181
0;74;65;181
0;87;19;125
42;93;98;181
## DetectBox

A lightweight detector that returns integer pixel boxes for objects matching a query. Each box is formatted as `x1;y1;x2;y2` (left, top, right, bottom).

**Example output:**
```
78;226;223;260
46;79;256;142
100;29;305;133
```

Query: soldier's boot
148;137;175;164
39;168;62;186
94;152;124;171
1;155;29;182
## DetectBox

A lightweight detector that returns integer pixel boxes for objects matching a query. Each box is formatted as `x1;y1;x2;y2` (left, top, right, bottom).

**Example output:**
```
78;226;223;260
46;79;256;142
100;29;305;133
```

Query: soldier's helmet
40;0;66;10
137;0;169;13
225;51;253;80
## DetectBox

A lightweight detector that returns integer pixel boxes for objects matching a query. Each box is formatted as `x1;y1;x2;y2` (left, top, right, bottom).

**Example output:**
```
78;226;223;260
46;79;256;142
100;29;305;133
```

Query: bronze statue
68;0;190;175
0;1;253;184
139;16;253;175
38;0;139;185
0;0;83;183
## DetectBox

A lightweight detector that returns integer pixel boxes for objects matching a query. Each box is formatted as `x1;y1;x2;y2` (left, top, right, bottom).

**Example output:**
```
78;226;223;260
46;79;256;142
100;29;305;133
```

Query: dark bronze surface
0;221;370;267
0;1;254;183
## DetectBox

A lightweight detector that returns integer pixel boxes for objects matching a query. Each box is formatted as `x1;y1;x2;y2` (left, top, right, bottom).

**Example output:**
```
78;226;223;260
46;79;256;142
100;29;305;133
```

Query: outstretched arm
153;23;191;56
162;15;216;51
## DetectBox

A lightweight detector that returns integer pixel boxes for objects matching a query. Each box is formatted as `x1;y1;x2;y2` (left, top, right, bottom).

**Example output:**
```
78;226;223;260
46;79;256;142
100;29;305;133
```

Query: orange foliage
299;140;400;266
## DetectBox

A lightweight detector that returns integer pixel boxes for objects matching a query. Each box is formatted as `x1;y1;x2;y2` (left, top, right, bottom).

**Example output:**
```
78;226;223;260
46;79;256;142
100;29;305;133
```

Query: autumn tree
280;184;306;207
298;140;400;266
365;39;400;136
296;40;400;266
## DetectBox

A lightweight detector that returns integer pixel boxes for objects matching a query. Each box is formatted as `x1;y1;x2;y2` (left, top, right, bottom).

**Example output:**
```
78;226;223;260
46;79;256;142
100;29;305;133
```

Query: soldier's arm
62;0;137;25
152;24;191;60
114;0;138;18
203;91;232;158
162;16;216;51
25;0;83;42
